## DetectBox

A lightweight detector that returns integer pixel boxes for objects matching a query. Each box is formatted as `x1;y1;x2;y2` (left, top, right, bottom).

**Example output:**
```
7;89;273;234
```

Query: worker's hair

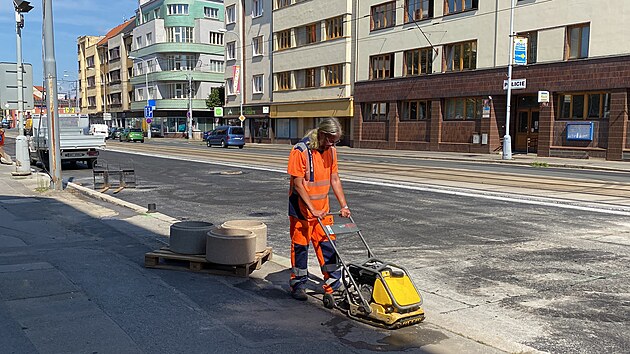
304;118;343;150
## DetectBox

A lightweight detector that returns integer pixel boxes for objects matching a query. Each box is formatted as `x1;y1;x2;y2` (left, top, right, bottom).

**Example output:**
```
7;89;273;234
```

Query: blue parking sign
144;106;153;119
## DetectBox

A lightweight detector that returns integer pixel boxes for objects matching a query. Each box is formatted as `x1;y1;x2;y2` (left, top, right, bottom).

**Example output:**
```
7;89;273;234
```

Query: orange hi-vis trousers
289;216;341;294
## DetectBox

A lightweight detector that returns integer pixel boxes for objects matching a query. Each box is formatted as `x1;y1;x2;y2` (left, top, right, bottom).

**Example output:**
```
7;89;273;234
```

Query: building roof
97;17;136;46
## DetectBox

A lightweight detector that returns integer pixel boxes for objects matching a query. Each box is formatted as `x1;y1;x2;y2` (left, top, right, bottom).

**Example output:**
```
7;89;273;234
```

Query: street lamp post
129;56;151;139
13;0;33;176
218;28;243;128
503;0;517;160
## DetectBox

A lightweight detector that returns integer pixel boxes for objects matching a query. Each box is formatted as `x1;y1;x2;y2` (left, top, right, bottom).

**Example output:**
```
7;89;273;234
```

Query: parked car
109;127;123;140
89;124;109;139
120;128;144;143
203;130;213;141
150;125;163;137
206;126;245;149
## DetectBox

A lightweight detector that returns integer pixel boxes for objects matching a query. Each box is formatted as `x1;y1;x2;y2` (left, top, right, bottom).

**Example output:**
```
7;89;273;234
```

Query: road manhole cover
220;170;243;175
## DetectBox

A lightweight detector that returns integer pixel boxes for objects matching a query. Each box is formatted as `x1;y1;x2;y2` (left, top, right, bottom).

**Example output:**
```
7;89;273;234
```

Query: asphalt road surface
40;145;630;354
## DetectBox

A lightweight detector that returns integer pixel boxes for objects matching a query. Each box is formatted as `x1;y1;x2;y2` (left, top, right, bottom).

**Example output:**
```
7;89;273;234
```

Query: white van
89;124;109;138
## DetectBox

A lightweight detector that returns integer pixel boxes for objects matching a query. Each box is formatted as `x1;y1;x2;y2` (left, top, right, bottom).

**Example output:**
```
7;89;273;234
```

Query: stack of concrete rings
220;220;268;253
169;221;215;255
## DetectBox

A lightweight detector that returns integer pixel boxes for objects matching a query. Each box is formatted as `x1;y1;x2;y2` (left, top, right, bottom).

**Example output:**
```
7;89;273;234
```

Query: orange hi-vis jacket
287;137;338;221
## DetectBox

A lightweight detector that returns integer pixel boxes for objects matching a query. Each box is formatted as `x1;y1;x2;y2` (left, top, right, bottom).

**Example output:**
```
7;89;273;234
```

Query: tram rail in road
104;141;630;213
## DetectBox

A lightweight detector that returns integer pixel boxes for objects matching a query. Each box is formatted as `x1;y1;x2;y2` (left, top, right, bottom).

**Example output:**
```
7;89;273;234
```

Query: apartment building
223;0;273;142
96;18;136;127
354;0;630;160
223;0;356;144
131;0;226;137
78;35;105;118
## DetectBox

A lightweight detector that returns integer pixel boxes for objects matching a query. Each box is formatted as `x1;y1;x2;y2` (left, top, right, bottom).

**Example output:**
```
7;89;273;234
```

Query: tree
206;87;225;109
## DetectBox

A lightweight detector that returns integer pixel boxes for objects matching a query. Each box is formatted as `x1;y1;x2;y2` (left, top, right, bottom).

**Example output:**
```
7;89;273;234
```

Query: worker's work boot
291;287;307;301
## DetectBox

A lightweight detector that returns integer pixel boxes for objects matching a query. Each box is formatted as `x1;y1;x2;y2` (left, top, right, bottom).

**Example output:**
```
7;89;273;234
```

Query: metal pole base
14;135;31;175
502;135;512;160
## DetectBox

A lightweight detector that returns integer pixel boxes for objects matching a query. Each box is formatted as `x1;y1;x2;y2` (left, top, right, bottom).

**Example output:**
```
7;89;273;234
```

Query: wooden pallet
144;247;273;278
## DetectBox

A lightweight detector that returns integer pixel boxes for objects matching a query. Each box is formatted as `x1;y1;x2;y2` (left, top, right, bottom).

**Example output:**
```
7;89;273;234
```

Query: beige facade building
97;19;136;127
78;35;104;118
224;0;356;144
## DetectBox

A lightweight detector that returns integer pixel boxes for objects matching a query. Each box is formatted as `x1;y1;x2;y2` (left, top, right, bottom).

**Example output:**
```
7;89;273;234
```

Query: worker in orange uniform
287;117;351;301
0;128;14;165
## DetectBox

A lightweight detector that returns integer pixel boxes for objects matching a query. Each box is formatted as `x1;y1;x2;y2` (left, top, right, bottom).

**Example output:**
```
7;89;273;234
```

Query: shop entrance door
515;109;540;152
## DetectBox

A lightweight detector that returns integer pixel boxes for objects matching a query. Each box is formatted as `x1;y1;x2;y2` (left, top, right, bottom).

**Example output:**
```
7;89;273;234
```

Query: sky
0;0;138;94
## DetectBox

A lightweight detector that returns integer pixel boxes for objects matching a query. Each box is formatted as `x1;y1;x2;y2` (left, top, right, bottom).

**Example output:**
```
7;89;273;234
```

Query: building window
226;5;236;24
275;0;291;9
153;8;160;19
305;68;318;88
226;78;235;95
208;60;224;73
405;0;433;22
276;29;291;50
404;47;432;76
88;96;96;107
276;119;298;139
276;71;291;91
252;36;264;56
326;16;343;40
86;56;94;68
109;47;120;61
444;0;478;15
371;2;396;31
87;76;96;88
252;0;264;17
167;55;195;71
227;41;236;60
518;32;537;64
167;4;189;15
306;23;318;44
558;93;611;119
253;75;264;94
370;54;394;79
296;67;319;89
109;70;121;84
209;31;224;45
204;7;219;18
444;97;482;120
566;24;589;60
400;100;430;120
325;64;343;86
167;27;193;43
135;62;144;76
363;102;388;121
169;83;187;99
145;33;153;45
444;40;477;72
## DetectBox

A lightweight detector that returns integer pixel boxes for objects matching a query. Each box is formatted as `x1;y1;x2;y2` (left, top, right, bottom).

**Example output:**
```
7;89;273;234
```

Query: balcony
129;42;223;57
130;98;210;111
129;70;223;85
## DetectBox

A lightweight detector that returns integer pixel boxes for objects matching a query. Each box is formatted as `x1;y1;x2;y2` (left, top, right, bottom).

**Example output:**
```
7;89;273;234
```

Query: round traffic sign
146;118;152;123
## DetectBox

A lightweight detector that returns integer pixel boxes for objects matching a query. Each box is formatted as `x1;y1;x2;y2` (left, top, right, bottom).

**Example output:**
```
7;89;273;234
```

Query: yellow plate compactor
318;215;425;329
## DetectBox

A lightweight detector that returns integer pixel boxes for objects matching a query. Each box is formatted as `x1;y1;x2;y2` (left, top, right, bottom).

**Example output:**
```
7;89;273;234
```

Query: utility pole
42;0;62;190
13;0;33;176
503;0;516;160
187;73;193;140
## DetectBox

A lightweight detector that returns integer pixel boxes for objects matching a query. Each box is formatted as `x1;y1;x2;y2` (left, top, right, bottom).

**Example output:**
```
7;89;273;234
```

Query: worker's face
319;132;340;150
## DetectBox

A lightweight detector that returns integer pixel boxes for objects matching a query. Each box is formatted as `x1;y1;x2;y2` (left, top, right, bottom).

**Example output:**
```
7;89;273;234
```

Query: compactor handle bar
317;212;375;259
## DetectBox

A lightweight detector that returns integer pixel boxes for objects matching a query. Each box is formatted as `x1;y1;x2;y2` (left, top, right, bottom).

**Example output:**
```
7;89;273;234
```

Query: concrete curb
66;181;180;225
